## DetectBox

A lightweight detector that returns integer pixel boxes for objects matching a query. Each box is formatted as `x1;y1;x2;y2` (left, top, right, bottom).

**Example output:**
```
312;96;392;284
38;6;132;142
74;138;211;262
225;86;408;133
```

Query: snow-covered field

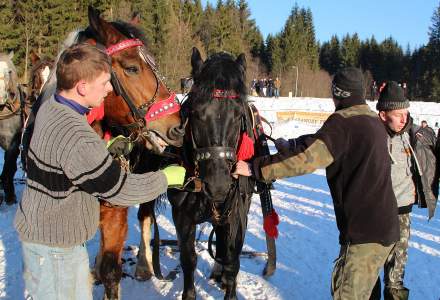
1;97;440;299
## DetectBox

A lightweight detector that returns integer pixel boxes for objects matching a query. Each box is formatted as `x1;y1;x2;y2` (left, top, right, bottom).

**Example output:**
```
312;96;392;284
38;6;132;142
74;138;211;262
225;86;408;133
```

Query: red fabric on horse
236;132;254;161
263;210;280;239
86;102;105;124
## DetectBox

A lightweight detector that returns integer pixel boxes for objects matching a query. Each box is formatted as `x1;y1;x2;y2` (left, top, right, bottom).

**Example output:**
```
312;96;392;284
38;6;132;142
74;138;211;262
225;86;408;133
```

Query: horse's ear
191;47;203;77
30;50;40;65
236;53;246;71
88;6;121;46
8;51;14;60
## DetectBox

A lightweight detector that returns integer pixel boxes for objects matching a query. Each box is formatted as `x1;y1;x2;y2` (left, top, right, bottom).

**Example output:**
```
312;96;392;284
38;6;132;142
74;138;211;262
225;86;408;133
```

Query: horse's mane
38;30;81;104
188;52;247;107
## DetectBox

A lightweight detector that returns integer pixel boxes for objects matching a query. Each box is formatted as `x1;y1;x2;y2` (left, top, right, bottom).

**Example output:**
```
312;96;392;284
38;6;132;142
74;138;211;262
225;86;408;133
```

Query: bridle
188;89;251;176
102;38;180;131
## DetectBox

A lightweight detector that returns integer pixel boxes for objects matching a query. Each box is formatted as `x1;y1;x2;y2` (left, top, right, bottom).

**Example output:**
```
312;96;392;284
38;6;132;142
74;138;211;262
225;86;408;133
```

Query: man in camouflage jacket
371;81;438;300
252;67;400;300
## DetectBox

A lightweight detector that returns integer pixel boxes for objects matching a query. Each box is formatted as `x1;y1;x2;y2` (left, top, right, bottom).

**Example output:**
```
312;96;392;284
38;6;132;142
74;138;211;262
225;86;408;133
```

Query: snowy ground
1;97;440;299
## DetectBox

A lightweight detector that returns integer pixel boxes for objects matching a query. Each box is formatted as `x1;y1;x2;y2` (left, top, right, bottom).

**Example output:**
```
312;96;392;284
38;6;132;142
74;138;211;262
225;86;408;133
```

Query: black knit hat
332;67;365;101
376;81;409;111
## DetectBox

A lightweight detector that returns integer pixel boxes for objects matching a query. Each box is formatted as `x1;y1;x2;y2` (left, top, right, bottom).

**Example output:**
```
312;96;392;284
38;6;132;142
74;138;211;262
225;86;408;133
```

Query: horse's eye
124;66;139;75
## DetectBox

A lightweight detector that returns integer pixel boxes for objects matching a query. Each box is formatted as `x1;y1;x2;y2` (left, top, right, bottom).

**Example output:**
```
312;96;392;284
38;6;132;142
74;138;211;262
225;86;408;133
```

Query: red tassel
263;210;280;239
86;102;105;125
236;132;254;161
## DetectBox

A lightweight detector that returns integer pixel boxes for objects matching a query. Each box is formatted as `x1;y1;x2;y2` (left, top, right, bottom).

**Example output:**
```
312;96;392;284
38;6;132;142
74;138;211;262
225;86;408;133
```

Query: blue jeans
22;241;92;300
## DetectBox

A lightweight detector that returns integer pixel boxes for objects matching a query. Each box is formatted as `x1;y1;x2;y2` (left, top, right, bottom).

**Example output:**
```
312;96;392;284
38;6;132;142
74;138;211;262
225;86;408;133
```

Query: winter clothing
331;243;394;300
384;214;411;289
388;131;416;212
376;81;410;111
331;67;365;103
15;95;169;248
410;124;439;218
253;99;400;246
253;68;400;299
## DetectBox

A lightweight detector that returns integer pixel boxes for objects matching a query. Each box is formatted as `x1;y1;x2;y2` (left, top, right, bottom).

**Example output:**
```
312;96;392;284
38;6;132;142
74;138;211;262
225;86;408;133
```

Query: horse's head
0;52;18;105
86;7;184;153
29;51;53;103
185;47;251;201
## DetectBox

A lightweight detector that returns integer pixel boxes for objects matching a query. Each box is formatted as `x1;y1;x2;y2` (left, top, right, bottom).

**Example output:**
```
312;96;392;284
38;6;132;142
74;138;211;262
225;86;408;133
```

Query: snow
1;97;440;299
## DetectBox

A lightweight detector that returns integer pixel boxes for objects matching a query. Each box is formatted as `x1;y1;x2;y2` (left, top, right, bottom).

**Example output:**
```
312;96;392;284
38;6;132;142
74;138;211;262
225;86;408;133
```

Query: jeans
22;241;92;300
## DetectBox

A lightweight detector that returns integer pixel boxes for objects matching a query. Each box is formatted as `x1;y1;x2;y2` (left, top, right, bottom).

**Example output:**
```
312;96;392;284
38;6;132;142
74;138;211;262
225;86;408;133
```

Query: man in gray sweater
373;81;438;300
14;44;186;300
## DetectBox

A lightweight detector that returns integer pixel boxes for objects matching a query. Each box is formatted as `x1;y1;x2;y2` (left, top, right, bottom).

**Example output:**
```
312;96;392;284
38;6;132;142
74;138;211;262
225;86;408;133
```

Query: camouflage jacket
253;100;399;246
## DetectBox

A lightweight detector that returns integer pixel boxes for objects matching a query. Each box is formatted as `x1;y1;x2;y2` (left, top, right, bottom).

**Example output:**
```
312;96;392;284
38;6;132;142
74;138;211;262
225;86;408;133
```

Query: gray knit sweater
15;96;168;247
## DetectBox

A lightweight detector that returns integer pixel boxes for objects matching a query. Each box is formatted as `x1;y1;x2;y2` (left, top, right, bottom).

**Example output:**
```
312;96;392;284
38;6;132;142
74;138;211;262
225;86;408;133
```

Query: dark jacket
408;123;438;219
254;98;399;246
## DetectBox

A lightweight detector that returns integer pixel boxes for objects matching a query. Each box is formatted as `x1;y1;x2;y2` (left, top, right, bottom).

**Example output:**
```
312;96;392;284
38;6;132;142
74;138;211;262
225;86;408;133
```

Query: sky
203;0;440;49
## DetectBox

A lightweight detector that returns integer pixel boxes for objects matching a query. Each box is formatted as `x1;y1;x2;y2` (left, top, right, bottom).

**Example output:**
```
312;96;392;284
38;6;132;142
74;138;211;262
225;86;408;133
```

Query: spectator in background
421;120;436;137
274;77;281;98
267;78;274;97
250;78;257;96
261;78;267;97
371;80;377;100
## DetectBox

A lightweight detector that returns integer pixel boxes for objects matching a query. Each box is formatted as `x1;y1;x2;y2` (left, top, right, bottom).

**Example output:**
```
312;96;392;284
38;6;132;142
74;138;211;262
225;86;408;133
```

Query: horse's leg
214;221;248;300
1;133;20;204
135;202;154;281
172;203;197;300
95;204;128;300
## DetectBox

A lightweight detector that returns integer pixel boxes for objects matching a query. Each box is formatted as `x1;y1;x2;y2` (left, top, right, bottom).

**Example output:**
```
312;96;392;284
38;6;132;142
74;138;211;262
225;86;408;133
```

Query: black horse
168;48;255;300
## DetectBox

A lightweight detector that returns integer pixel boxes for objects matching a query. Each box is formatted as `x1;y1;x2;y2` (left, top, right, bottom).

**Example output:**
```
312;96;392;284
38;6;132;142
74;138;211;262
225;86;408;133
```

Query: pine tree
341;33;360;67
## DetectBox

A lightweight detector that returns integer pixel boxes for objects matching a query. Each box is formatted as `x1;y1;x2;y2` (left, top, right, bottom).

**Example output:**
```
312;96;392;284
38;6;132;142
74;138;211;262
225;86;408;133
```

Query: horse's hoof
5;194;16;205
182;290;196;300
134;268;152;281
6;198;17;205
224;294;237;300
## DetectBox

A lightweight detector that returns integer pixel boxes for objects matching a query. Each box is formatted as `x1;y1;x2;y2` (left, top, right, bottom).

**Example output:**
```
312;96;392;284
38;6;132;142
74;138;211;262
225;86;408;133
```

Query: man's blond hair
56;43;111;91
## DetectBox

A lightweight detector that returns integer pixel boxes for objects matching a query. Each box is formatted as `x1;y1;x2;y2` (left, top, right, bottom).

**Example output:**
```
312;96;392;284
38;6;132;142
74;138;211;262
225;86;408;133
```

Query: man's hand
232;160;253;178
274;138;290;154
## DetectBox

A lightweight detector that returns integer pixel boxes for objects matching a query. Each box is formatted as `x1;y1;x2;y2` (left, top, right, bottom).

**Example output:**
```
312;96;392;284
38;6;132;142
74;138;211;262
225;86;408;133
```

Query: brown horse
82;8;185;300
28;51;53;105
21;7;185;300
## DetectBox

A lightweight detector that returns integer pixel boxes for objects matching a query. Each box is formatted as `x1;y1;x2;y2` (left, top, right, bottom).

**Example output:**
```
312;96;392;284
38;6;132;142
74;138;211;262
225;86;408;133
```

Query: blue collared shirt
54;94;90;115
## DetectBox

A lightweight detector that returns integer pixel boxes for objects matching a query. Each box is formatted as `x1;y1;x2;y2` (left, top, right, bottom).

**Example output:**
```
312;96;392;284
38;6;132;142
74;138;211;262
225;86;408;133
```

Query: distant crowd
250;77;281;98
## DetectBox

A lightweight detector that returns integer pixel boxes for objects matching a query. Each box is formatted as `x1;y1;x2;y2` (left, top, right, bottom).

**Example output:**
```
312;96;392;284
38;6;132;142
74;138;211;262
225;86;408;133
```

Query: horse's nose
167;123;185;146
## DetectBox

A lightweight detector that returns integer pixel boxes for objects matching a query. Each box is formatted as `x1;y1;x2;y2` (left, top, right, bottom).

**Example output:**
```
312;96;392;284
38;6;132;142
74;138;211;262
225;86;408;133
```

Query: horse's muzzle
166;123;185;147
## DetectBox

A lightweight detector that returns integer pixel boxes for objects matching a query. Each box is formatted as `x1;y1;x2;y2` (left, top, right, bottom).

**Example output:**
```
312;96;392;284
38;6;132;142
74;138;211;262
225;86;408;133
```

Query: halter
101;38;180;128
190;89;253;165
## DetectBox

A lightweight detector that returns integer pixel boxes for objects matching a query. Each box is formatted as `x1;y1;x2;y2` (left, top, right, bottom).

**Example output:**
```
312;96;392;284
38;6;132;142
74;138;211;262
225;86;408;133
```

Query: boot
384;287;409;300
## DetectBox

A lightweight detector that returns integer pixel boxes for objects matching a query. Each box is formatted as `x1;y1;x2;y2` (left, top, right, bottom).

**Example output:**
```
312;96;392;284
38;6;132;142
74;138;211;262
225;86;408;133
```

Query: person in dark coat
252;67;399;299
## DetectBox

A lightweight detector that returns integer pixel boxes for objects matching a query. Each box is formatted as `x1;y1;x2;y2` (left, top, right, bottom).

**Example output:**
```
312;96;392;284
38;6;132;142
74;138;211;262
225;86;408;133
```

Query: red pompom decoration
263;210;280;239
236;132;254;161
